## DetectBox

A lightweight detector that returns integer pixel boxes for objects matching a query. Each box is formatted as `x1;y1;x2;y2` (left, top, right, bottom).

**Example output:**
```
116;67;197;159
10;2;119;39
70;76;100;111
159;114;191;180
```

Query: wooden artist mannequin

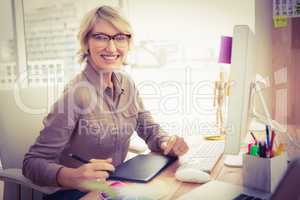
214;71;229;133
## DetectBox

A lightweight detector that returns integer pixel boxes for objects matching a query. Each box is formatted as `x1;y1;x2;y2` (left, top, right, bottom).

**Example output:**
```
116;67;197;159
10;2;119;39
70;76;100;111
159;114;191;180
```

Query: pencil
250;132;258;144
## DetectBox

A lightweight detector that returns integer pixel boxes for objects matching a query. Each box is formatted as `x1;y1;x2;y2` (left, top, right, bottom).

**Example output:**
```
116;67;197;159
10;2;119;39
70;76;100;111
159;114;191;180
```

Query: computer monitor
224;25;256;156
223;25;297;166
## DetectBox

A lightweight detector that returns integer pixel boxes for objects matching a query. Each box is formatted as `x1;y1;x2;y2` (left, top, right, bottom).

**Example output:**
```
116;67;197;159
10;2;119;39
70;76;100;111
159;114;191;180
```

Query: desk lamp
213;36;232;135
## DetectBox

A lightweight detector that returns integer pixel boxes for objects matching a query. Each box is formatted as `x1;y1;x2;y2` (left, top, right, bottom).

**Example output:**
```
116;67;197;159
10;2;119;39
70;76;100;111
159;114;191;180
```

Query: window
23;0;119;86
0;0;17;88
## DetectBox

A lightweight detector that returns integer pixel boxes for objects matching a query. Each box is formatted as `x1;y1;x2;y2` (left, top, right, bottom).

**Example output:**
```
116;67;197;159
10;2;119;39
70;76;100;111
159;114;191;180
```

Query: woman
23;5;188;200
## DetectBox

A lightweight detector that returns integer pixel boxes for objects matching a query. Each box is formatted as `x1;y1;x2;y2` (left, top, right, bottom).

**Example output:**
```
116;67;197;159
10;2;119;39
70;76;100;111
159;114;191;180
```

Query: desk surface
82;131;299;200
151;156;242;200
155;127;300;200
130;134;243;200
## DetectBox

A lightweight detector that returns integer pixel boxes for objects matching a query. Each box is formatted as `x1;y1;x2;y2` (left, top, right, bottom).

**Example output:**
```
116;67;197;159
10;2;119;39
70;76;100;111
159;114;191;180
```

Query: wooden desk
151;156;242;200
83;131;299;200
156;127;300;200
127;136;244;200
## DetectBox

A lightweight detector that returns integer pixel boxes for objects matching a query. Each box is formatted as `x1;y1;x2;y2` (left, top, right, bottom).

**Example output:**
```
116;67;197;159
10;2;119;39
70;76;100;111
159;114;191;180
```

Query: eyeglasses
90;33;131;47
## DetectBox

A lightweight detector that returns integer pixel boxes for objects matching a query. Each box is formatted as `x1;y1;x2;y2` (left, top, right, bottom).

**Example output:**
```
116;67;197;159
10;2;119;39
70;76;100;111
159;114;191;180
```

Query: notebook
109;153;177;183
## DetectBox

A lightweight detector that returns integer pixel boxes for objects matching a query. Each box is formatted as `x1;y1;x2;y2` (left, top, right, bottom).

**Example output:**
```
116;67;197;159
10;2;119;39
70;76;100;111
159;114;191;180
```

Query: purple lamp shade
218;36;232;64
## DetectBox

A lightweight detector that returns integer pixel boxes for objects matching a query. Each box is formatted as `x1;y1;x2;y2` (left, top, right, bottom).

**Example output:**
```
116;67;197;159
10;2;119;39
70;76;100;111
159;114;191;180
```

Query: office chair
0;86;61;200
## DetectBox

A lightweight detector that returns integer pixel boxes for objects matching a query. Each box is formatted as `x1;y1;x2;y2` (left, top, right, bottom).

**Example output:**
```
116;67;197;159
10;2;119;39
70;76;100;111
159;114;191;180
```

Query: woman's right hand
57;158;115;191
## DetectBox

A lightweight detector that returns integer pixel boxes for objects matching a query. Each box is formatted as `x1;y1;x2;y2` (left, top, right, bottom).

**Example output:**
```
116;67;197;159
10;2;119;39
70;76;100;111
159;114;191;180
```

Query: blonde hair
77;6;133;64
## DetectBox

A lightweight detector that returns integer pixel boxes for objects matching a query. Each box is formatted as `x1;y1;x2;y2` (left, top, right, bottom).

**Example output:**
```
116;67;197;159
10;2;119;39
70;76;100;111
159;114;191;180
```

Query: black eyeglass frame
89;33;131;41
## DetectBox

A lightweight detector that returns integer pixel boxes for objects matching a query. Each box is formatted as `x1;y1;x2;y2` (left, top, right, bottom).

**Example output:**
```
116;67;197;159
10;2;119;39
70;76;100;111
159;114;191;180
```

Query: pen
250;144;258;156
250;132;258;144
266;125;270;150
248;143;252;154
68;153;90;164
68;154;116;199
99;192;113;200
258;142;263;157
270;130;276;157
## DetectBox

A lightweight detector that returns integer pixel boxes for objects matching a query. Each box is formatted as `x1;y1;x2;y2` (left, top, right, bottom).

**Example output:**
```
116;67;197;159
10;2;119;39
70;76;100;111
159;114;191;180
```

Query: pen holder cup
242;153;287;193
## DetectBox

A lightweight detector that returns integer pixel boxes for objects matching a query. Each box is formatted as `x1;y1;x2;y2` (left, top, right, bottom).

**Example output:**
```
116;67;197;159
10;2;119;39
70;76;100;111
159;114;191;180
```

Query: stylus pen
68;153;90;164
68;153;115;176
69;154;114;199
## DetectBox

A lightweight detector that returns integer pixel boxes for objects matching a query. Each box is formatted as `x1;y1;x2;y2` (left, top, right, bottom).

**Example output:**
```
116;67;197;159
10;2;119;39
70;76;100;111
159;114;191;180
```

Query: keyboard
180;141;225;172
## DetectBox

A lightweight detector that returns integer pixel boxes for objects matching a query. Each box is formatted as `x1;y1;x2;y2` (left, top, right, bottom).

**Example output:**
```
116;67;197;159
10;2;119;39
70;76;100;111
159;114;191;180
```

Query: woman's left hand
160;135;189;156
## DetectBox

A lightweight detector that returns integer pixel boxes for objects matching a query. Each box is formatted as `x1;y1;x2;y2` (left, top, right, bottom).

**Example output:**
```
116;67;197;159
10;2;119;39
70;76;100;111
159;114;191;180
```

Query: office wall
292;19;300;126
128;0;255;61
129;0;255;38
272;18;300;127
254;0;300;129
272;20;291;127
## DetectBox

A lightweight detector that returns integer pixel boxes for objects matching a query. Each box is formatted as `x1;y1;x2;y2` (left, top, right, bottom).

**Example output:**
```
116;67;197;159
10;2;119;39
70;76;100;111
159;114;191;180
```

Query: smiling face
87;19;129;70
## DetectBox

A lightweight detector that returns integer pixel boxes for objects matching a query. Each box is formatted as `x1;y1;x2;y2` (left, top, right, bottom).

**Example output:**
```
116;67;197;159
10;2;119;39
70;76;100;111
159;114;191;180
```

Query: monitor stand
223;153;243;167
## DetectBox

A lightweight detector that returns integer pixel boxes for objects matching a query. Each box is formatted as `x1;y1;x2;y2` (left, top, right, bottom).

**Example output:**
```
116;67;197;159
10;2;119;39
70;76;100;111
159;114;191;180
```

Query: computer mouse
175;165;211;184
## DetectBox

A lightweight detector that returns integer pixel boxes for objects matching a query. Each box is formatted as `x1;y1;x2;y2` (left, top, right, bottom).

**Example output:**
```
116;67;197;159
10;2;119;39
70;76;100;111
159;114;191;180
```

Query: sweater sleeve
22;88;79;187
134;87;169;152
